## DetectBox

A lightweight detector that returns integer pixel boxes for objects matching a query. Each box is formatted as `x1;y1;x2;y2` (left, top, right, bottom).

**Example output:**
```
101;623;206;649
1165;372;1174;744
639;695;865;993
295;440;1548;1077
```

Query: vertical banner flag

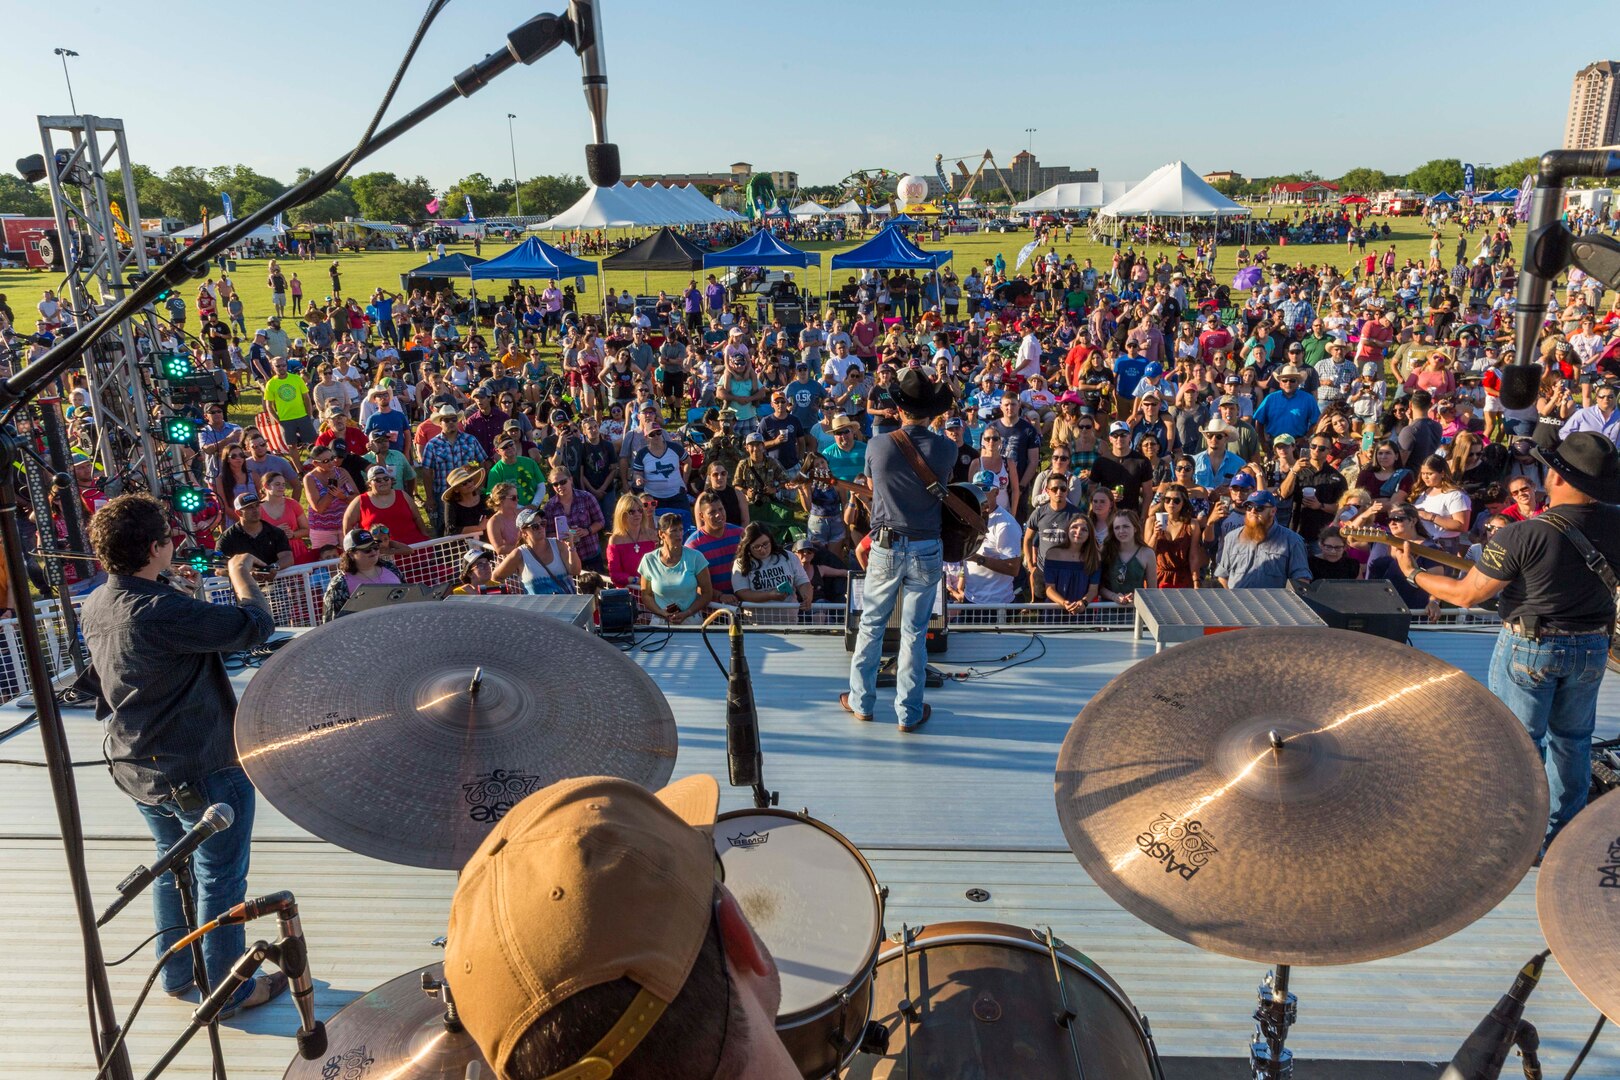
1014;238;1039;272
200;205;210;236
426;196;441;215
1463;164;1475;196
464;195;476;222
108;202;133;246
1513;176;1534;220
271;212;285;234
221;191;236;223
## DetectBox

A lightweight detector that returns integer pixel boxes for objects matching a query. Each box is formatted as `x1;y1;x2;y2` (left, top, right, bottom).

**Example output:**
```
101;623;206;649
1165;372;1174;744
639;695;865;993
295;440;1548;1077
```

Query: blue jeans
134;767;257;1001
849;536;942;726
1488;629;1610;845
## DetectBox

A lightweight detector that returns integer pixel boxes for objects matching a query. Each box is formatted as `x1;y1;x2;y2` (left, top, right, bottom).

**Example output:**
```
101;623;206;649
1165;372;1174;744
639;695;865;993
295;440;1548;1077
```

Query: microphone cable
334;0;453;183
1562;1014;1607;1080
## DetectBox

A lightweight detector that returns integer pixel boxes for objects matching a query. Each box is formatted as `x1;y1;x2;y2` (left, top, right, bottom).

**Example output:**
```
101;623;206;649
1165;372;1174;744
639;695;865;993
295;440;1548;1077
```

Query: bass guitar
1339;526;1476;573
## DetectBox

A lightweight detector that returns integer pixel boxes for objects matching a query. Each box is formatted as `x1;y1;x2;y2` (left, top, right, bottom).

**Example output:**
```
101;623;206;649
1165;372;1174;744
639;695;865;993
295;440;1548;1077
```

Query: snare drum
713;809;885;1080
846;921;1163;1080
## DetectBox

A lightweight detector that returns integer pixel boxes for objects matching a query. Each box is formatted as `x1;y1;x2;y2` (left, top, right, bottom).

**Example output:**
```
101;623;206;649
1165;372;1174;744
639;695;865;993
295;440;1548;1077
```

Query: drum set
235;610;1612;1079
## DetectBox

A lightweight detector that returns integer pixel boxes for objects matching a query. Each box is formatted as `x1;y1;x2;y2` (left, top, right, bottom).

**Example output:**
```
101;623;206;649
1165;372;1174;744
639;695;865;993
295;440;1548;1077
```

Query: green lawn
2;215;1513;339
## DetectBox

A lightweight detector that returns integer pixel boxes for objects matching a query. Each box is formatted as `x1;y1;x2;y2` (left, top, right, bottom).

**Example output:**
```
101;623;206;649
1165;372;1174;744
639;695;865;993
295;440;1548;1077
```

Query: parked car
985;218;1021;232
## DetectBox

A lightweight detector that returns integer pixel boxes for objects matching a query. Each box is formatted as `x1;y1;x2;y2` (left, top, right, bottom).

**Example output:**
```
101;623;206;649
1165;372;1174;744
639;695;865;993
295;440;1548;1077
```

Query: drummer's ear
714;888;772;980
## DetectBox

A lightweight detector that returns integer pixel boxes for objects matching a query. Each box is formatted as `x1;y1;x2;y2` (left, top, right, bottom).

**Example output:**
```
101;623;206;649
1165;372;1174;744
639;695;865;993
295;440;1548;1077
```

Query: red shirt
316;427;369;457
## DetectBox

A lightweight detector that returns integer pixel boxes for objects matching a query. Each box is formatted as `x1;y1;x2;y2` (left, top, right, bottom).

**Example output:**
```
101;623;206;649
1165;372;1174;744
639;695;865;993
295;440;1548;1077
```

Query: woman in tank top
491;507;580;595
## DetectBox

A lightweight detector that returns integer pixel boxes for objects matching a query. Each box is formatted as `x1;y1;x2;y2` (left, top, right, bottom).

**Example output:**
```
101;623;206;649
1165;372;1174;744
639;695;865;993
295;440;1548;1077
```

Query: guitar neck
1343;528;1475;572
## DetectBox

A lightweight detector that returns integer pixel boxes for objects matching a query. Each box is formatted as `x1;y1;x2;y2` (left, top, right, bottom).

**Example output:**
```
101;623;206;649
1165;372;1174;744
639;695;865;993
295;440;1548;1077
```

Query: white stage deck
2;627;1617;1078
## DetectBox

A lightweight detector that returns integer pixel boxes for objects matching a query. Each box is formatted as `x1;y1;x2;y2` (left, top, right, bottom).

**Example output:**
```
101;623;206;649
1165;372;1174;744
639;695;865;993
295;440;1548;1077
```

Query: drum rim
875;923;1149;1033
714;807;886;1028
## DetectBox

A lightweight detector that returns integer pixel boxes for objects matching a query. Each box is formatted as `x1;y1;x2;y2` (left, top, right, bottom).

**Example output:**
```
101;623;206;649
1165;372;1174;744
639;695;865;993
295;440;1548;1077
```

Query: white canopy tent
630;182;698;225
826;199;864;215
173;215;282;242
1011;181;1136;213
532;184;671;229
1097;161;1249;219
668;182;738;223
790;200;832;218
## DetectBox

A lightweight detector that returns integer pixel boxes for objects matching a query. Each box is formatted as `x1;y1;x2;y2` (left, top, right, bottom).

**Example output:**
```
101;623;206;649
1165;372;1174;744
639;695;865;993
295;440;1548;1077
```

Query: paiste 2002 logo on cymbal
320;1043;374;1079
1600;835;1620;889
462;769;544;824
1135;813;1219;880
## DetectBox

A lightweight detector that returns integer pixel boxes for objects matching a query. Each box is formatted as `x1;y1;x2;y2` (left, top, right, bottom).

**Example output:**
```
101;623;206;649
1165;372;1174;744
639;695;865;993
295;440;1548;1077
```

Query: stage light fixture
160;415;199;445
157;352;194;381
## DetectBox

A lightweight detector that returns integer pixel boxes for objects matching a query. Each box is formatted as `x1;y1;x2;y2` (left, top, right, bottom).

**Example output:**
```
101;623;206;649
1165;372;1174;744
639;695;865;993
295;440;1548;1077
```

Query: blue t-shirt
1252;389;1322;441
364;408;409;451
821;441;867;481
1113;356;1149;399
637;546;708;612
373;297;395;326
759;413;804;470
784;379;827;428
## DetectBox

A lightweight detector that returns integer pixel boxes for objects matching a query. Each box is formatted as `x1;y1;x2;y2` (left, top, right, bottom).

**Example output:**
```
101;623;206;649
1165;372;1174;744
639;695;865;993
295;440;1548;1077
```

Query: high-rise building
1564;61;1620;150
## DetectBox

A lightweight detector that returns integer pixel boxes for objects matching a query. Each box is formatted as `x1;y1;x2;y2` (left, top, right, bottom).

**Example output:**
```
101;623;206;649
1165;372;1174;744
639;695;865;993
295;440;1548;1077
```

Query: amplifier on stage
843;573;949;655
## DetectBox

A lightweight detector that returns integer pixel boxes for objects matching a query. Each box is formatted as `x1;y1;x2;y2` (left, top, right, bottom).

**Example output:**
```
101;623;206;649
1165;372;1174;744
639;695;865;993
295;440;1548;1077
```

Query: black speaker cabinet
1300;579;1412;642
844;572;949;655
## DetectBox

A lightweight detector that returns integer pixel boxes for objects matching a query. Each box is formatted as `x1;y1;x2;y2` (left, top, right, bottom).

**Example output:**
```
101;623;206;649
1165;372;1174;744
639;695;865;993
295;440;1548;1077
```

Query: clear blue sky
2;0;1609;192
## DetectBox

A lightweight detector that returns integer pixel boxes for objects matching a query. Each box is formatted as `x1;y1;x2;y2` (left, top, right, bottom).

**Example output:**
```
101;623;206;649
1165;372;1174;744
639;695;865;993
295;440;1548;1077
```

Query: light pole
53;48;79;114
506;113;523;218
1023;127;1037;198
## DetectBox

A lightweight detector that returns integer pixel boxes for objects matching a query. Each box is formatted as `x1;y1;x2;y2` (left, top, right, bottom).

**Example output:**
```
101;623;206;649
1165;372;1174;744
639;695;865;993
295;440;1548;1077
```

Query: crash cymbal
1054;627;1547;966
282;964;488;1079
1537;789;1620;1022
238;605;677;870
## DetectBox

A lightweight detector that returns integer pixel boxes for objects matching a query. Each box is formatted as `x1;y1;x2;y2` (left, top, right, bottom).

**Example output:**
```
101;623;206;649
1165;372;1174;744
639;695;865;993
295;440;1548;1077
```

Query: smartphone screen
554;515;571;541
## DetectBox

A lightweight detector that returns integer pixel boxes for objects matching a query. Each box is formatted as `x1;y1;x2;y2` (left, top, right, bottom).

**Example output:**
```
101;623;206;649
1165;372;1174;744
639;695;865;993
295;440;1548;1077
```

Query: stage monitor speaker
844;572;949;655
1299;579;1412;643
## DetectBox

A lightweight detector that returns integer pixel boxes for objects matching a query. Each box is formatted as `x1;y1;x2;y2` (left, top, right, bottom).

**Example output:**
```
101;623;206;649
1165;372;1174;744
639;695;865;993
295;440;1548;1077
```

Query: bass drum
713;809;885;1079
846;921;1163;1080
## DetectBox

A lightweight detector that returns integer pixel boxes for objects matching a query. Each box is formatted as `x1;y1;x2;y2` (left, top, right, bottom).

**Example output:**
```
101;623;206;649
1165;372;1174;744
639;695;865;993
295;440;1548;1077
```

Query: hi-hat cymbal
1537;789;1620;1022
1054;627;1547;966
238;605;677;870
282;964;489;1079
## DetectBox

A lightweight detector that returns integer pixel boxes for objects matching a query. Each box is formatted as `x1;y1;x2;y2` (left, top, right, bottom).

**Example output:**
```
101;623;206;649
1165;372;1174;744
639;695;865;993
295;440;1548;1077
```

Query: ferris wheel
839;168;900;213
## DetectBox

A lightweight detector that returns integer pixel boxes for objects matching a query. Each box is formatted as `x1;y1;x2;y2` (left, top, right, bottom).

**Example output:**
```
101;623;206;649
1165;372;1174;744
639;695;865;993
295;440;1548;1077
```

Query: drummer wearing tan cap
446;774;799;1079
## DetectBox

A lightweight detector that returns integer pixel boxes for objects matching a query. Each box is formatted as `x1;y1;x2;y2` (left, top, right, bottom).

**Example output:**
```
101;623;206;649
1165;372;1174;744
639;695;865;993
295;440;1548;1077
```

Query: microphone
567;0;620;186
725;617;762;791
1504;149;1620;411
275;895;328;1060
216;889;296;927
98;803;234;926
1439;951;1546;1080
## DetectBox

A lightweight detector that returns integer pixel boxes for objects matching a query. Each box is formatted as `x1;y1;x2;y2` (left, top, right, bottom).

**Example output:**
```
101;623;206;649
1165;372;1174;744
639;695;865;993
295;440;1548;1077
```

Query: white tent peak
1011;181;1136;213
1098;162;1249;219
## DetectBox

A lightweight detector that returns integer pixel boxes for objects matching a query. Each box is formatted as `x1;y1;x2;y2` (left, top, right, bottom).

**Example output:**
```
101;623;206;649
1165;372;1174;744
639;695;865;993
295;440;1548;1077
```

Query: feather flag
1014;238;1039;273
108;201;133;246
220;192;235;224
1513;175;1533;221
464;195;476;222
426;196;441;215
271;212;286;235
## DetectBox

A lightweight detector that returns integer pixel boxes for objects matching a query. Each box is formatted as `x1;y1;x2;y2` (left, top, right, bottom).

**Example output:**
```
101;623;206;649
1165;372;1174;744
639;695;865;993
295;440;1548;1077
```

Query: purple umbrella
1233;266;1263;291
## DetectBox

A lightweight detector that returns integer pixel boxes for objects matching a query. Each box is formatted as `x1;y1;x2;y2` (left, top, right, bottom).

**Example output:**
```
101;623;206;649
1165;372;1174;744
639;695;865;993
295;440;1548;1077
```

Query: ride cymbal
238;605;677;869
1054;627;1547;965
281;964;488;1079
1537;788;1620;1022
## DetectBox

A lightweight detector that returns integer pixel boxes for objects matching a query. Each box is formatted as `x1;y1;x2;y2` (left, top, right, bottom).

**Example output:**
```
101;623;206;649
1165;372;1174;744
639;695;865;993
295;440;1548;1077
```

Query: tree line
1209;156;1545;200
0;164;588;224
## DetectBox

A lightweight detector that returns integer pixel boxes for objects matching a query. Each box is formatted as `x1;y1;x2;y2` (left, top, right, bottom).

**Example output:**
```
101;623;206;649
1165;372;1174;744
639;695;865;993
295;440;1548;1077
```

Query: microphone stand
170;857;226;1080
0;12;601;1079
141;940;276;1080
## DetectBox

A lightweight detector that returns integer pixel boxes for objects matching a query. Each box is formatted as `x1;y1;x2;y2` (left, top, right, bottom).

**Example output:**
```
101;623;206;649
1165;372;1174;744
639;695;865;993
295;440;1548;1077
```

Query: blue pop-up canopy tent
399;252;487;293
470;236;598;280
830;224;952;270
702;230;822;269
1479;189;1514;204
1428;191;1460;205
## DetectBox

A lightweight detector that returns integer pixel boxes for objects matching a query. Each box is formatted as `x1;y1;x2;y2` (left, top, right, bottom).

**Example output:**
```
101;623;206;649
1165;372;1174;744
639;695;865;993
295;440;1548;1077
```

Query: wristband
1405;566;1423;587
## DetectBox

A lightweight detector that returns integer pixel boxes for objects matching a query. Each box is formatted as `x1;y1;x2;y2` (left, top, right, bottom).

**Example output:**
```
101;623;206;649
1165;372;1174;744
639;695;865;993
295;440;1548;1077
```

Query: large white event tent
173;215;283;242
790;200;831;217
1011;181;1136;213
534;182;742;229
1097;161;1249;219
826;199;864;215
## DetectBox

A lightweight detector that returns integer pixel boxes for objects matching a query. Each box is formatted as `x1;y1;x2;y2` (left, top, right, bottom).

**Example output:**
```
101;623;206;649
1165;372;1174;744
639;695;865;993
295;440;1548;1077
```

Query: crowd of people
4;205;1620;629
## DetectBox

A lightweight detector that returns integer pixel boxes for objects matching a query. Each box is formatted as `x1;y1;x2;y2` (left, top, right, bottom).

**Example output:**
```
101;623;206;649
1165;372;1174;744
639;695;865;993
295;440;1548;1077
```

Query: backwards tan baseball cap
446;774;720;1079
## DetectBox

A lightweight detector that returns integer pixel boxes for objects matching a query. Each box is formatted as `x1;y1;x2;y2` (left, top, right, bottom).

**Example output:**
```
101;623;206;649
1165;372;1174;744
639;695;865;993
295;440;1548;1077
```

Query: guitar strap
1538;511;1620;593
888;430;988;537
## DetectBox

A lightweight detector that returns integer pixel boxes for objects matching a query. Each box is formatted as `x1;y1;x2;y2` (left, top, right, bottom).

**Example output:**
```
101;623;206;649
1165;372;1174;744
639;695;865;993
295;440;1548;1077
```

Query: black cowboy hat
889;368;955;418
1532;431;1620;504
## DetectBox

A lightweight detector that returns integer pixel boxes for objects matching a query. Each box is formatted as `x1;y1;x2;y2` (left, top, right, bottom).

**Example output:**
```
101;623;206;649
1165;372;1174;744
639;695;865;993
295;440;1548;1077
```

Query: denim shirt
80;575;274;804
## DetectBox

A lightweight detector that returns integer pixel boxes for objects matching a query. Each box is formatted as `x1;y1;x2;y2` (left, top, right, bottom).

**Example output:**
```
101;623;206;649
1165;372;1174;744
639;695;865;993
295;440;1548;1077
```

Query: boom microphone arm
1503;149;1620;410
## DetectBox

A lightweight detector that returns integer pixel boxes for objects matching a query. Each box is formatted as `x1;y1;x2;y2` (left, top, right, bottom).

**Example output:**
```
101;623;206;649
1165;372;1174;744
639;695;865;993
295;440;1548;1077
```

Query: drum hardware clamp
1250;965;1297;1080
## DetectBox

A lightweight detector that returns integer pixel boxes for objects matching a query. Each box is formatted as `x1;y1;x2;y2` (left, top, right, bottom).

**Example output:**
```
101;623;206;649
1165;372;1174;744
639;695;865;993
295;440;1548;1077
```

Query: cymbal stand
170;857;226;1080
421;968;464;1032
1250;965;1296;1080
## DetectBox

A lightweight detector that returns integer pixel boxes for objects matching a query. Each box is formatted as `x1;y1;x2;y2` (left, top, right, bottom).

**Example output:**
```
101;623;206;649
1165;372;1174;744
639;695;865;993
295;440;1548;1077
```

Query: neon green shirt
264;374;310;421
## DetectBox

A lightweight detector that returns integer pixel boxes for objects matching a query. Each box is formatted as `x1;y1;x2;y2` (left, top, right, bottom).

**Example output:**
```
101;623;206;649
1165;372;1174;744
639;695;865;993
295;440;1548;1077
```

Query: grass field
1;216;1519;342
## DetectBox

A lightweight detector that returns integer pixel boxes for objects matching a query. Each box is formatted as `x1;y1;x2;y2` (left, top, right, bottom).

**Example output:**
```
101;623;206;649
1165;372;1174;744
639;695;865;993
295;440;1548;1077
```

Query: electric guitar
1339;526;1477;574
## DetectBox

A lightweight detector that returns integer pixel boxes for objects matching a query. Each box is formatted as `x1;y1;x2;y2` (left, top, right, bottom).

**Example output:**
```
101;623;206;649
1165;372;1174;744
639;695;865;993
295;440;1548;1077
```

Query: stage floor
3;626;1617;1078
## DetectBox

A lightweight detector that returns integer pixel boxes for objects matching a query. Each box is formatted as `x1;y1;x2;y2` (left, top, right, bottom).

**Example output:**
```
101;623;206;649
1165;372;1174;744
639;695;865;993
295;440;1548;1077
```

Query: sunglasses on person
1510;487;1533;497
352;543;379;554
1310;442;1331;450
1174;463;1194;471
1076;424;1095;431
1163;497;1185;505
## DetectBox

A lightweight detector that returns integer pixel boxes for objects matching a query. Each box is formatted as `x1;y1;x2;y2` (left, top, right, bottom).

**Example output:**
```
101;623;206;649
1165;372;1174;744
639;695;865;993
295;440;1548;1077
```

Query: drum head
714;812;881;1019
847;923;1157;1080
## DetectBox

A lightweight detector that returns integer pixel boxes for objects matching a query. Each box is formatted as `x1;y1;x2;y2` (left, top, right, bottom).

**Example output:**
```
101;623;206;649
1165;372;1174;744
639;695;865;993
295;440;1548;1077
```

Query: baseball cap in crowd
365;464;391;481
1230;473;1257;491
462;546;493;567
744;432;765;445
970;469;998;491
1361;362;1379;377
792;537;815;552
1218;394;1240;407
944;417;964;430
446;775;721;1079
1273;433;1296;446
1244;490;1279;510
1142;362;1163;378
1286;343;1304;354
233;492;260;511
551;409;570;423
1108;421;1131;436
342;528;377;551
515;507;544;530
1225;374;1241;385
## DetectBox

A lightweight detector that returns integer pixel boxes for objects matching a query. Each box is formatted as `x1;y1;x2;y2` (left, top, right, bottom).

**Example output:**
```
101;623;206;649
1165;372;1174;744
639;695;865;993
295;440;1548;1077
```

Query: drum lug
898;996;919;1021
858;1020;891;1056
879;884;889;902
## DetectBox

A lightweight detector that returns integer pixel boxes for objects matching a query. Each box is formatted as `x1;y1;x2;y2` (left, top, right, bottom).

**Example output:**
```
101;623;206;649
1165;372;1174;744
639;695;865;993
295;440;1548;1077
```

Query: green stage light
170;486;208;515
158;352;194;380
160;415;199;444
